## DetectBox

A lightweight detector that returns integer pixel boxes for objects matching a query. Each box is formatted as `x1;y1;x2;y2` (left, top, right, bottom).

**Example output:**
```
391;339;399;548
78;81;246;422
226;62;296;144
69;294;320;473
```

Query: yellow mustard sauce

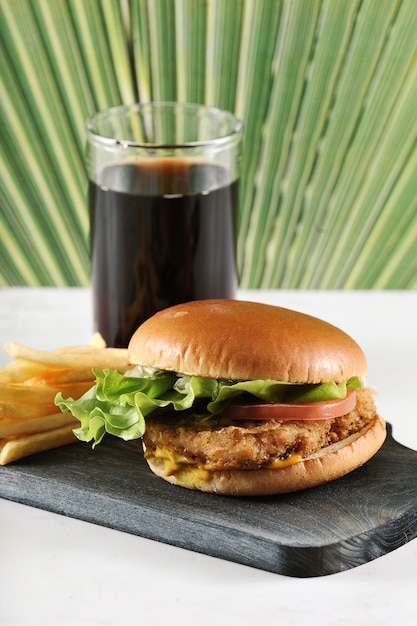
148;447;303;481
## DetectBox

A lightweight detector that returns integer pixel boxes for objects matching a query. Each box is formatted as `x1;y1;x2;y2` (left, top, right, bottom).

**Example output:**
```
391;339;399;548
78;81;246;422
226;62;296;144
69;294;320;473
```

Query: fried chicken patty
142;387;377;471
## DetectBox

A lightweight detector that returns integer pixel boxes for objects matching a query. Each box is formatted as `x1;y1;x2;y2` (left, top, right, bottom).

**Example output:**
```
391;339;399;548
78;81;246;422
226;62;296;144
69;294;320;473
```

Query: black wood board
1;423;416;577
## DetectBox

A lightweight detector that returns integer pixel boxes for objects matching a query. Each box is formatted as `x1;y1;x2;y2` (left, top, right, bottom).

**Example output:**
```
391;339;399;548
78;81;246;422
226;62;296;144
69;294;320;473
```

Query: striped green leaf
1;0;417;289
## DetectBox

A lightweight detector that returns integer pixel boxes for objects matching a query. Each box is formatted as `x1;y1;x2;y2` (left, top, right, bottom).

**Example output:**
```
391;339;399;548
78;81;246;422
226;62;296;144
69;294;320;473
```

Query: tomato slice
221;389;357;421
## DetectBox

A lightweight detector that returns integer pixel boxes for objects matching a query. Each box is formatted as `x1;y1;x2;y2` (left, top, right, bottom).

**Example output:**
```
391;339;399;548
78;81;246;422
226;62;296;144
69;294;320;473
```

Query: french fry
1;362;99;386
0;424;78;465
0;334;128;463
3;342;130;372
0;401;58;419
0;412;78;438
0;359;48;383
26;367;97;385
89;332;107;348
54;334;106;353
0;380;93;404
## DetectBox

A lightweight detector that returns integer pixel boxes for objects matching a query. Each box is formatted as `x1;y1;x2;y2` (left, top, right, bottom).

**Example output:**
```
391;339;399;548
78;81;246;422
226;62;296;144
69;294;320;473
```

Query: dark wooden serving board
1;423;416;577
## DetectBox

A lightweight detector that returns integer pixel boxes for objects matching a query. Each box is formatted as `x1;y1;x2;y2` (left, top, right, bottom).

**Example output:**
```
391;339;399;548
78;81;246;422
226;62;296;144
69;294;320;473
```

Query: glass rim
86;101;243;149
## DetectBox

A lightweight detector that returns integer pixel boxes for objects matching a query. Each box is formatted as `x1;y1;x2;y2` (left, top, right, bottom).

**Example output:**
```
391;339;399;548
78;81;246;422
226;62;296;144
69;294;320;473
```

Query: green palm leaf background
1;0;417;289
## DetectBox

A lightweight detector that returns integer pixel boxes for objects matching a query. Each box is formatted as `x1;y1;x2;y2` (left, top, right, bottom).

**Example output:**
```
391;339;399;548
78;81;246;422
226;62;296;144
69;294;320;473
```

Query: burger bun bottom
142;414;386;496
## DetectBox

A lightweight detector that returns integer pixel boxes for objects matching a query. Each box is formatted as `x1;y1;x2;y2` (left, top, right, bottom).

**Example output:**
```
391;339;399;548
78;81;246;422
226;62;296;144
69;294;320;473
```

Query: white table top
1;287;416;626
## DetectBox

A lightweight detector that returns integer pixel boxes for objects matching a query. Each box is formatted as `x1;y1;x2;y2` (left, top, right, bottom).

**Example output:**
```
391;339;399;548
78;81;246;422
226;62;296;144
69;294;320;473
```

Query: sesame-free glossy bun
128;299;367;383
142;414;386;496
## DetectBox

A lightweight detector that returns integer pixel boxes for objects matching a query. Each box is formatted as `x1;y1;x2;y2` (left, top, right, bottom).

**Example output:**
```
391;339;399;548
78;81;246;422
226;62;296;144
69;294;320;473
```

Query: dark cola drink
90;158;238;347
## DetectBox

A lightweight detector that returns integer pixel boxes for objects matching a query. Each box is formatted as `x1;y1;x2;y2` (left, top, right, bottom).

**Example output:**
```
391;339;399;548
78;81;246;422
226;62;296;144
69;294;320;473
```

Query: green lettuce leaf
55;369;363;447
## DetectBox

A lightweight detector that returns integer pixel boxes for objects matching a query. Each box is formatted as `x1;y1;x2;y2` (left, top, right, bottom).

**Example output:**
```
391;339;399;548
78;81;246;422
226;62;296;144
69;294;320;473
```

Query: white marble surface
0;287;416;626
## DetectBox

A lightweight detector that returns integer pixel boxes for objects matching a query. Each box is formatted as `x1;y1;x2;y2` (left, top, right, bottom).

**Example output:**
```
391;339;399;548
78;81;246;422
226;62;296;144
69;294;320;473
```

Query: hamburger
56;299;386;496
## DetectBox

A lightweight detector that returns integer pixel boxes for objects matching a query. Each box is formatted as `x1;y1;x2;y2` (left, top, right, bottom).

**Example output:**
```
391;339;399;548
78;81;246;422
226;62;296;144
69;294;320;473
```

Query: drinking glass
86;102;243;347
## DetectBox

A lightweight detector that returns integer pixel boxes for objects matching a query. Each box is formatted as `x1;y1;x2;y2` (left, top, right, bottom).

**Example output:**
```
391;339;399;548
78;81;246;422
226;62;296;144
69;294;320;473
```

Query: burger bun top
128;299;367;384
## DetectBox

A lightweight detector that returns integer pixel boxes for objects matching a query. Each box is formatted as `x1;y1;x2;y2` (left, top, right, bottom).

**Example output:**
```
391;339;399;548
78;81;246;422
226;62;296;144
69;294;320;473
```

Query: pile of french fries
0;334;130;465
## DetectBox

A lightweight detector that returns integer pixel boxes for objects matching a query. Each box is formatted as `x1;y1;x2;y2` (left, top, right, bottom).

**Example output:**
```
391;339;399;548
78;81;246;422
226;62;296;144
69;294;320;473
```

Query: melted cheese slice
148;446;303;481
